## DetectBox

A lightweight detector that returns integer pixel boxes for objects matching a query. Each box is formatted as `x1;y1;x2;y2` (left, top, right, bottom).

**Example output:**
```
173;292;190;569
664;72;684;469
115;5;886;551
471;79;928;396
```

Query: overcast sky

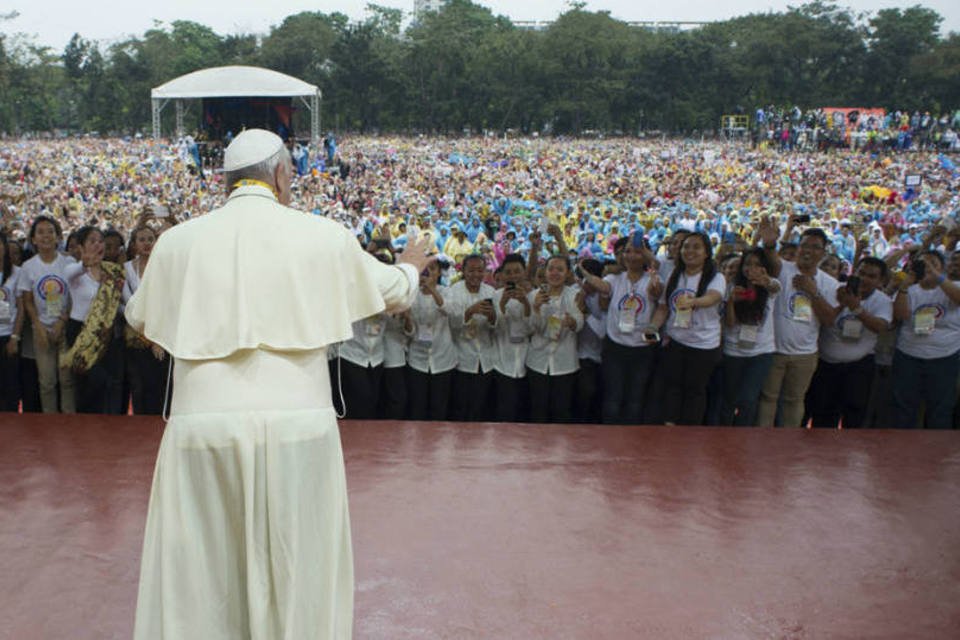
5;0;958;51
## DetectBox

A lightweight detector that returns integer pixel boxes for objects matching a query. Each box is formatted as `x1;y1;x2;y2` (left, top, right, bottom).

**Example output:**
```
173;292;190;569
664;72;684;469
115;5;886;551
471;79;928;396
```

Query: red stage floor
2;415;959;639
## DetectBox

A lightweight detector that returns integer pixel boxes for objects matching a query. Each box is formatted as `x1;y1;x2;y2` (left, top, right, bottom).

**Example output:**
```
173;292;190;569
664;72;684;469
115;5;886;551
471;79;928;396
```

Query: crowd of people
749;105;960;152
1;123;958;427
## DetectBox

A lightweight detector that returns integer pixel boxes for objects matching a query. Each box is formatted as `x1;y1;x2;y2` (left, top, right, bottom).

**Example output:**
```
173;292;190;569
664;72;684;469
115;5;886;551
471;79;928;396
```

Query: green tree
866;5;942;108
539;7;634;133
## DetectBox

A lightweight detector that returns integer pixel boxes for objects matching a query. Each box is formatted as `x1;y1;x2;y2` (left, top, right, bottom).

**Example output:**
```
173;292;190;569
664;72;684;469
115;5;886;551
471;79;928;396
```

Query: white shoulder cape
126;186;411;360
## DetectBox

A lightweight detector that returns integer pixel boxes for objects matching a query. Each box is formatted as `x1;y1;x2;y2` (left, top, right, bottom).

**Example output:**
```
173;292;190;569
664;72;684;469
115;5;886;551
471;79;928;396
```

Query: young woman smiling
650;232;726;425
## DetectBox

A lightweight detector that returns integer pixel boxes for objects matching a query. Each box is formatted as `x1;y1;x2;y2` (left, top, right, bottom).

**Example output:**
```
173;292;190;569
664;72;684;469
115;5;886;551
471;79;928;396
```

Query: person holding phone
405;260;456;421
720;248;781;426
492;254;533;422
579;233;661;424
806;257;893;428
446;254;499;421
891;251;960;428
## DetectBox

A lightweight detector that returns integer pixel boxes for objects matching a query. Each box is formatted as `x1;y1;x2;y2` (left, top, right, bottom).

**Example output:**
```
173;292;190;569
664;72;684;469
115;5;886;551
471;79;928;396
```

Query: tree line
0;1;956;136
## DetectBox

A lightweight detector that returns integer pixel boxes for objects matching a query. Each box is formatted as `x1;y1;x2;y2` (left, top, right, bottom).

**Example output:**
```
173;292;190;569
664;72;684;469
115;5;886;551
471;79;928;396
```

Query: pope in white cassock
126;129;432;639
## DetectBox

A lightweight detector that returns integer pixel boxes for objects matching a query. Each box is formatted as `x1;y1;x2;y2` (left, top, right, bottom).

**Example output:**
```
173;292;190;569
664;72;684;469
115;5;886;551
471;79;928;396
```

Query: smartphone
631;232;644;248
846;276;861;296
483;298;493;305
794;214;812;224
506;282;517;291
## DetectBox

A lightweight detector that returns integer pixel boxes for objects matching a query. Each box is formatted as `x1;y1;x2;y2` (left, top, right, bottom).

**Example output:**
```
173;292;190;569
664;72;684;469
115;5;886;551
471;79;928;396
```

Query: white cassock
126;183;417;640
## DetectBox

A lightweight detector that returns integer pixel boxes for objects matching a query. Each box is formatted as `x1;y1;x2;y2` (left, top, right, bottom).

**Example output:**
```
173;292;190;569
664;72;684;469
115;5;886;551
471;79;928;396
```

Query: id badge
914;308;936;336
842;318;863;340
673;307;692;329
0;300;10;322
792;295;812;323
617;308;636;334
416;323;434;344
366;319;383;336
46;294;63;319
738;324;759;348
546;315;563;341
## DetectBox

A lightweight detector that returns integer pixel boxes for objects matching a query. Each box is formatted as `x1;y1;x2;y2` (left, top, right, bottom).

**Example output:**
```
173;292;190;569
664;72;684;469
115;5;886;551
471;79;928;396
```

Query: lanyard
232;178;278;198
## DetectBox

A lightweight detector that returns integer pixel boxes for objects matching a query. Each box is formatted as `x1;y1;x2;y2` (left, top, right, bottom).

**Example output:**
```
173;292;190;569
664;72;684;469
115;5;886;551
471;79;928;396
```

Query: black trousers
406;367;453;421
600;338;655;425
0;336;20;412
379;365;407;419
494;372;526;422
19;356;41;412
574;358;601;424
661;340;722;425
334;359;382;420
806;355;875;429
127;346;168;415
528;370;577;423
453;370;495;421
66;319;125;415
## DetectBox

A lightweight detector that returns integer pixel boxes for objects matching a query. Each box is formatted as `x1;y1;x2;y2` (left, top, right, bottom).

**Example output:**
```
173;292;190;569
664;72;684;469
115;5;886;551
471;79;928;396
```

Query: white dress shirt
493;288;532;378
526;285;584;376
445;280;500;374
406;287;457;374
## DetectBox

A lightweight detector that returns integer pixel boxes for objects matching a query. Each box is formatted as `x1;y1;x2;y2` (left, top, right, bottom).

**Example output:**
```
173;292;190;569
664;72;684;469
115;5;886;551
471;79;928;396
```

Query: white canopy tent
151;65;321;142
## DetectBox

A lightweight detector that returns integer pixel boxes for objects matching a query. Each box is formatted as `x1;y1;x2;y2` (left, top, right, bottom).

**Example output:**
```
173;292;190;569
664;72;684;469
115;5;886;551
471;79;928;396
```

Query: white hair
224;146;292;189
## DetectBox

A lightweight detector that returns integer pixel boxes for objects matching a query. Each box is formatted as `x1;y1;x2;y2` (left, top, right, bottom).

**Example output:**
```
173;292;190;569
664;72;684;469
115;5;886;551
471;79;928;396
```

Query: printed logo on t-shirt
913;303;945;323
787;292;809;316
36;275;66;301
617;293;645;317
668;288;696;311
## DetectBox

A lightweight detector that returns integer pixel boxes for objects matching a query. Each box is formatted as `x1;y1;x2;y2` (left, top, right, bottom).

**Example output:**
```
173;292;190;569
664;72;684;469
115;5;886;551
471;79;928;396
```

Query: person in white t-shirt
806;257;892;428
525;256;584;423
755;217;840;427
579;235;662;424
63;226;126;415
720;247;781;426
892;251;960;428
650;231;726;425
0;231;24;411
17;215;76;413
